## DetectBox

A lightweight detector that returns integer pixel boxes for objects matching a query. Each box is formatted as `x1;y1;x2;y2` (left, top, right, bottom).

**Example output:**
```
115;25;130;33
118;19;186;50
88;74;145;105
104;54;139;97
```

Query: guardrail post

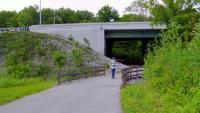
27;26;30;31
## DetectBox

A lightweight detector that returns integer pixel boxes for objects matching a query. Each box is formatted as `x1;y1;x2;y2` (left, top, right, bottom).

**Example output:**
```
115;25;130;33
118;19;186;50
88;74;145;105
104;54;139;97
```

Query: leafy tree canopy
76;10;95;23
56;8;77;23
0;11;18;27
97;5;120;22
120;14;151;22
148;0;200;34
126;0;200;40
42;8;55;24
18;6;39;26
148;0;200;24
126;0;150;17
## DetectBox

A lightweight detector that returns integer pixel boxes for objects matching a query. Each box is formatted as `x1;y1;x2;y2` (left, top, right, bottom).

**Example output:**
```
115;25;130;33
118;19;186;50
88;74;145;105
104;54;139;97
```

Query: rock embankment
97;54;128;69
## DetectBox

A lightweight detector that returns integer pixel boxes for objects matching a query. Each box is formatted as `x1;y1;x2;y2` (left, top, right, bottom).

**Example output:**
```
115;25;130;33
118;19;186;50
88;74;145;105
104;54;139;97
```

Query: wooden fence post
136;67;138;80
57;68;61;85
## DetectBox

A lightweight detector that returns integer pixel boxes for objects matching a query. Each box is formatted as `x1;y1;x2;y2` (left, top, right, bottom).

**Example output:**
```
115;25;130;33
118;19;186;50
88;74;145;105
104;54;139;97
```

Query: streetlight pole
53;11;56;24
39;0;42;25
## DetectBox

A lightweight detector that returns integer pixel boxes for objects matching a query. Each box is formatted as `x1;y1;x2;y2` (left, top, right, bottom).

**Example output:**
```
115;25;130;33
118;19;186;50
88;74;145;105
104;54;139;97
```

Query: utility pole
53;11;56;24
39;0;42;25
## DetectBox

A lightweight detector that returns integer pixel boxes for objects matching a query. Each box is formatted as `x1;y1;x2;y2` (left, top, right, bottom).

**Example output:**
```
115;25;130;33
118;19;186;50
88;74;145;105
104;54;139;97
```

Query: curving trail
0;70;122;113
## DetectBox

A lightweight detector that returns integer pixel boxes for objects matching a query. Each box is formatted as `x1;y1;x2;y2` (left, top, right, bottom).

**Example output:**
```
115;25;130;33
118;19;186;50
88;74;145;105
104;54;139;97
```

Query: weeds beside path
0;71;122;113
0;77;56;105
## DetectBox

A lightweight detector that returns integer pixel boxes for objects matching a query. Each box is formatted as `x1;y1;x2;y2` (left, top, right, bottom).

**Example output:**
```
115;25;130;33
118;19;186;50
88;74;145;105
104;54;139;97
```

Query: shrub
144;23;200;112
52;51;66;68
72;48;84;67
122;23;200;113
68;34;74;41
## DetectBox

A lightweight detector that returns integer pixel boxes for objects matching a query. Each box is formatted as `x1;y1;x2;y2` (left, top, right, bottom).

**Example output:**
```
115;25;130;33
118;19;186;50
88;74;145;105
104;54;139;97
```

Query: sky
0;0;134;16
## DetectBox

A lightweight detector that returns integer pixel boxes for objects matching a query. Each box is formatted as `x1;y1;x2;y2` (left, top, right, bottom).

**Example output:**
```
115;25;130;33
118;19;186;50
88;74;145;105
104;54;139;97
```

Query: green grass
0;31;103;105
121;82;163;113
121;23;200;113
0;76;56;105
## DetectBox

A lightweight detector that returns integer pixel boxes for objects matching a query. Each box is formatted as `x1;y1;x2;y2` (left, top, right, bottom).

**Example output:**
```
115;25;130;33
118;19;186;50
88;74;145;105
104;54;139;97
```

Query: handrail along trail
121;66;143;87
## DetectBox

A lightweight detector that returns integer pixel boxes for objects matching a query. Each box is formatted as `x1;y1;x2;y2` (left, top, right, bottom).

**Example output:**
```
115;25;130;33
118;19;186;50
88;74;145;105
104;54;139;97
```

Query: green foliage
0;31;99;105
72;48;84;67
120;14;150;22
144;23;200;112
0;73;55;105
0;32;56;78
1;31;98;79
76;10;95;23
125;0;150;17
147;0;200;39
112;41;143;64
102;63;110;69
5;55;50;78
18;6;38;26
42;8;55;24
1;32;51;78
97;5;119;22
0;11;18;27
52;51;66;68
148;0;200;25
122;23;200;113
121;82;163;113
56;8;77;23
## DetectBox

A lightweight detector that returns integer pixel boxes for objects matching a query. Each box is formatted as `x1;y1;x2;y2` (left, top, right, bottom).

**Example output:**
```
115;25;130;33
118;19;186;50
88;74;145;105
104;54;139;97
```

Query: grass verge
121;81;163;113
0;76;56;105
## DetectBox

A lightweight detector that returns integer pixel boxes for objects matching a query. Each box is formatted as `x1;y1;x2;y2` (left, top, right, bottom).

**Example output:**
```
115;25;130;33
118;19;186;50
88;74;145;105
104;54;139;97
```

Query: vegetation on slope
121;23;200;113
0;31;99;105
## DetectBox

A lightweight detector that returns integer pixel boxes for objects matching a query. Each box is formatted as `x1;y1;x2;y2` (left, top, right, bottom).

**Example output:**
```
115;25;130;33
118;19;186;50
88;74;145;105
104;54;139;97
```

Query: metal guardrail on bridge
0;26;29;32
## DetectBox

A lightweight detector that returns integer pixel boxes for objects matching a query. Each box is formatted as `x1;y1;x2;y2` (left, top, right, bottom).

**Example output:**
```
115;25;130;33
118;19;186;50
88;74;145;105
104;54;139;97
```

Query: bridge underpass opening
105;38;154;65
104;30;161;65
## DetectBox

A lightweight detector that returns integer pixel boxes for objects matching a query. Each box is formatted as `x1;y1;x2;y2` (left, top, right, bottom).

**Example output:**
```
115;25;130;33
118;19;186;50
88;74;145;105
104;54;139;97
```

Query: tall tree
56;8;77;23
76;10;95;23
147;0;200;39
0;11;18;27
18;6;39;26
148;0;200;25
97;5;119;22
126;0;149;17
42;8;55;24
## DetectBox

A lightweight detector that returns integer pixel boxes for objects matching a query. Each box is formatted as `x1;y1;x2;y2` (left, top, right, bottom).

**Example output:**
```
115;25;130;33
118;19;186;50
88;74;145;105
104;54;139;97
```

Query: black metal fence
0;26;29;32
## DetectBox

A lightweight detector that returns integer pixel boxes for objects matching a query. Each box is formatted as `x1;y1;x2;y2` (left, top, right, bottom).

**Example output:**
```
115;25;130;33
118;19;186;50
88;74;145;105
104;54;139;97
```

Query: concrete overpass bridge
30;22;165;58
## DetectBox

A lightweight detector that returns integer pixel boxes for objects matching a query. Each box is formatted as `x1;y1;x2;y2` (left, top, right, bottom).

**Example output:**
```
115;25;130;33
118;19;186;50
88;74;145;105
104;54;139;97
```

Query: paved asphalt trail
0;71;122;113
